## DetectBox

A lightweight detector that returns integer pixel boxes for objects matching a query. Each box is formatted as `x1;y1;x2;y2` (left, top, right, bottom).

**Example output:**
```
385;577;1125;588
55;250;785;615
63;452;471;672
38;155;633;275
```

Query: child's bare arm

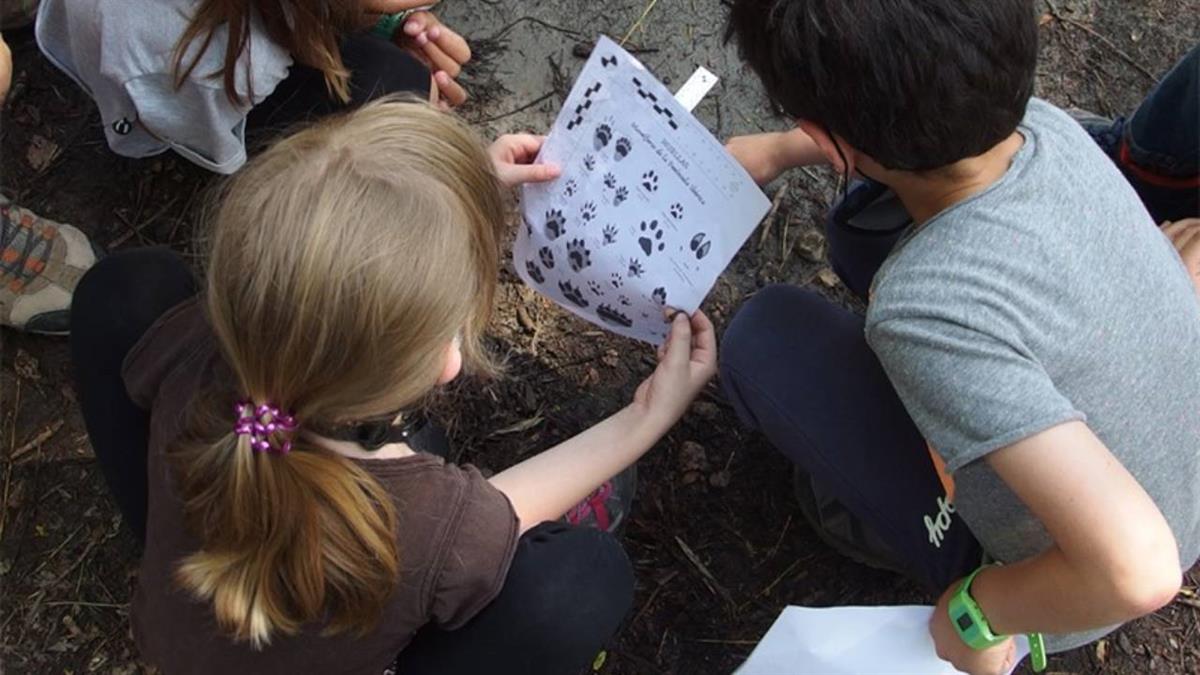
489;312;717;533
727;128;827;185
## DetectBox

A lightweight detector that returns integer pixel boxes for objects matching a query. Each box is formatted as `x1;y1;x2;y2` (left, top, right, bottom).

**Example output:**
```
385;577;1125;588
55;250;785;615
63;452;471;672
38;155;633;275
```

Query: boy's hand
1164;218;1200;300
488;134;561;187
726;128;826;185
401;11;470;108
930;582;1017;675
633;311;718;427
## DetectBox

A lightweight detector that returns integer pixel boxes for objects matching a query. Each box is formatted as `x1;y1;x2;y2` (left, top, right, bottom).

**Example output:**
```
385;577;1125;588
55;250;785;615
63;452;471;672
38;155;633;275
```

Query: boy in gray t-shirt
719;1;1200;673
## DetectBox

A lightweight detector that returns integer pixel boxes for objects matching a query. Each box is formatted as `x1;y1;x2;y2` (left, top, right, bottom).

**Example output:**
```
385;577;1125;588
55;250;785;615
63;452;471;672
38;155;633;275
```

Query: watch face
956;613;974;632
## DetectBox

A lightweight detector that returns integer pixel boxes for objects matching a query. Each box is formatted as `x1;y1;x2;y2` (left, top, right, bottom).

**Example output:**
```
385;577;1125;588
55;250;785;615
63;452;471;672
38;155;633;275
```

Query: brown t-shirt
121;299;520;675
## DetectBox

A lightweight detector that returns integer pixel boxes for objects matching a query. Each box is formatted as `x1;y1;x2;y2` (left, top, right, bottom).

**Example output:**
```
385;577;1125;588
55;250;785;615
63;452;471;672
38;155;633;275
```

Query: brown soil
2;1;1198;673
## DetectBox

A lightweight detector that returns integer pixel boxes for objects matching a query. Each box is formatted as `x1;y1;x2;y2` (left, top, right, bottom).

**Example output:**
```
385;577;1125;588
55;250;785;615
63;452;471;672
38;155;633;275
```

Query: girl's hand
401;11;471;107
1164;218;1200;300
930;582;1017;675
488;134;561;187
634;311;718;427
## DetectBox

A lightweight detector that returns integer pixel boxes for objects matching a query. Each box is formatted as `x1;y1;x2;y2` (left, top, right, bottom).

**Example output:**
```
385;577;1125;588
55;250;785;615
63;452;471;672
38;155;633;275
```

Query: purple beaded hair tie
233;400;298;454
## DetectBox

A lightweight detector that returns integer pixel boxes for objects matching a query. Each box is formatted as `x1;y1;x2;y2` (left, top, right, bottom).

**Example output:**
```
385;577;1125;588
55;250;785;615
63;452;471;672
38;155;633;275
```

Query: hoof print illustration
566;239;592;272
612;186;629;207
669;203;684;219
594;124;612;150
641;170;659;192
602;224;619;245
587;280;605;296
610;272;623;289
544;209;566;240
652;287;667;306
615;137;632;160
638;220;665;256
689;232;712;260
603;172;617;189
538;246;556;269
559;280;590;308
627;259;644;278
596;303;633;328
563;179;579;198
525;260;545;284
583;154;596;171
580;201;597;223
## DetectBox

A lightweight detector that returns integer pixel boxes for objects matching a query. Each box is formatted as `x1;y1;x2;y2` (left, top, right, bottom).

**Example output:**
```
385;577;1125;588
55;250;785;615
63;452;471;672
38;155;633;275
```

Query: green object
947;565;1047;672
371;11;408;40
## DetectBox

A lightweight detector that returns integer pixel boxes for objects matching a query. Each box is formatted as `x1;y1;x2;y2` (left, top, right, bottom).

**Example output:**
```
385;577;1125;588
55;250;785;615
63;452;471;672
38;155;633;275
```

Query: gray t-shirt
36;0;292;174
866;98;1200;652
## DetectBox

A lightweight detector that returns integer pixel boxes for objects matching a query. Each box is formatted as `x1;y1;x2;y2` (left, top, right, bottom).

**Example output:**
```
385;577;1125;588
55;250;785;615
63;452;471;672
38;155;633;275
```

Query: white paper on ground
516;36;770;344
736;605;1031;675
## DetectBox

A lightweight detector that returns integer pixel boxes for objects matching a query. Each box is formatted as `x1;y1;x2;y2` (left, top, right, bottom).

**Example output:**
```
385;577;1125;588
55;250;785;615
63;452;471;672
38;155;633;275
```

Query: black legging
69;249;634;675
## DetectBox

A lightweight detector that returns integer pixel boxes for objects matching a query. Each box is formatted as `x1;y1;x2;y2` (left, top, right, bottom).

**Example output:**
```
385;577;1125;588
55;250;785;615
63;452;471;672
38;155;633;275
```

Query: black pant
720;203;983;594
246;32;431;137
70;249;635;675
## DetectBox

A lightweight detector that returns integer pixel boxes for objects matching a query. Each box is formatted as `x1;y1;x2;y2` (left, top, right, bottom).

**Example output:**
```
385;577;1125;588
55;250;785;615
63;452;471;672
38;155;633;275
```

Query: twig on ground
758;181;790;249
43;601;128;610
1043;0;1160;84
12;419;64;461
675;536;733;605
620;0;661;47
629;570;680;627
473;91;557;124
758;556;809;597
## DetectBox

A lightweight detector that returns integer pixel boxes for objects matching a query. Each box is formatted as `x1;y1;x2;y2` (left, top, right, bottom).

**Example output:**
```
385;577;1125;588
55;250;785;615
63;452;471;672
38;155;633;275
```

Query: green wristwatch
948;565;1047;672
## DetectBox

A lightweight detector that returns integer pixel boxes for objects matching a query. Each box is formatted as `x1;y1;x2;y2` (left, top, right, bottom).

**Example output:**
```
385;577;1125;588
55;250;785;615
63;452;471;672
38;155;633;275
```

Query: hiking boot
564;464;636;535
0;197;101;335
791;463;908;575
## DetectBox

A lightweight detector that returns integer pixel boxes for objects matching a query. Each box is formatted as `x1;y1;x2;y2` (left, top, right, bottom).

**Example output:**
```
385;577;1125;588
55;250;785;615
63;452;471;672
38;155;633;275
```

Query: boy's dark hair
727;0;1039;171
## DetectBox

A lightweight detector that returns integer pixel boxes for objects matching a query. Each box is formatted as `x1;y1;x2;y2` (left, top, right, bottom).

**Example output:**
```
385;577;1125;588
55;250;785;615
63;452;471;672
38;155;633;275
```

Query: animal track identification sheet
516;35;771;344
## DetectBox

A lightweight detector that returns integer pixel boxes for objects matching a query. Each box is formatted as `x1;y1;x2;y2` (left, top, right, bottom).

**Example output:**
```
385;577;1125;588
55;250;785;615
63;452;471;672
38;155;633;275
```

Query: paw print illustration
610;272;623;289
544;209;566;240
612;186;629;207
594;124;612;151
602;224;619;245
627;259;645;278
641;170;659;193
587;280;605;296
596;303;634;328
563;179;579;198
638;220;665;256
583;154;596;172
580;201;597;224
525;260;545;284
669;203;684;219
603;172;617;190
538;246;556;269
652;286;667;306
690;232;712;260
558;280;590;308
614;137;632;161
566;239;592;272
618;294;632;307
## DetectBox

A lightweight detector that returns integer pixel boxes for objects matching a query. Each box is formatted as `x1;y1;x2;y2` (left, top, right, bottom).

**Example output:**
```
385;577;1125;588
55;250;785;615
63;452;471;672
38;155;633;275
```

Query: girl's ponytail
170;98;506;647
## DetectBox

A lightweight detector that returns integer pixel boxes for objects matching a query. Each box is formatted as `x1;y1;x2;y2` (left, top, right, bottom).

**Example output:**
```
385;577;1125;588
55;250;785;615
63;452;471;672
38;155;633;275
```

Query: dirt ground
2;1;1199;673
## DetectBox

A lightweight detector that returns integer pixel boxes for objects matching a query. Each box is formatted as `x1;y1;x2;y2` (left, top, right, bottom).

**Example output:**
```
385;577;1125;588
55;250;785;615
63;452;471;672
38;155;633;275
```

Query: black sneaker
791;463;907;575
564;464;636;535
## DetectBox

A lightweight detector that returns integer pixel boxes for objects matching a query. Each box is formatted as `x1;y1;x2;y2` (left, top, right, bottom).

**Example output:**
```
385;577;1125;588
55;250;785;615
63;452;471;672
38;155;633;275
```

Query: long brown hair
172;98;506;648
173;0;364;105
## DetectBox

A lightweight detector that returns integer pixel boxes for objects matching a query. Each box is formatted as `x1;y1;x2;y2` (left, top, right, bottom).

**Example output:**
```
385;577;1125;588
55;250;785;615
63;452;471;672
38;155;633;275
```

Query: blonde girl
37;0;471;174
69;99;716;675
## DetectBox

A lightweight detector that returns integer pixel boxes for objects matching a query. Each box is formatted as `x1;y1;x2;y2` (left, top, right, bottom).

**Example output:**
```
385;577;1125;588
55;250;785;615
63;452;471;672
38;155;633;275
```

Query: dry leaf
816;268;840;288
14;348;41;381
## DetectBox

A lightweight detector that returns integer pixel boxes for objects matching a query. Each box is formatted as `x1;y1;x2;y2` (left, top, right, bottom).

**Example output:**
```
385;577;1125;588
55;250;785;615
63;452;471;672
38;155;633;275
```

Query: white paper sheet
736;606;1031;675
516;36;771;344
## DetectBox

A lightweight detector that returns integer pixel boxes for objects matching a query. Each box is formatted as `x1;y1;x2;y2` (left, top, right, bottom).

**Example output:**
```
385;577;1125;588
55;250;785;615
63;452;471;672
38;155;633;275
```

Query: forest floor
1;1;1198;673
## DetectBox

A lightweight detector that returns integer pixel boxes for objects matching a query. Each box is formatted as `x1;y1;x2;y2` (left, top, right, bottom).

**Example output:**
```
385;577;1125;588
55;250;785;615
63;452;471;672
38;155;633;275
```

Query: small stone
26;134;61;171
681;470;703;485
601;349;620;368
679;441;709;473
794;228;826;262
816;268;840;288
